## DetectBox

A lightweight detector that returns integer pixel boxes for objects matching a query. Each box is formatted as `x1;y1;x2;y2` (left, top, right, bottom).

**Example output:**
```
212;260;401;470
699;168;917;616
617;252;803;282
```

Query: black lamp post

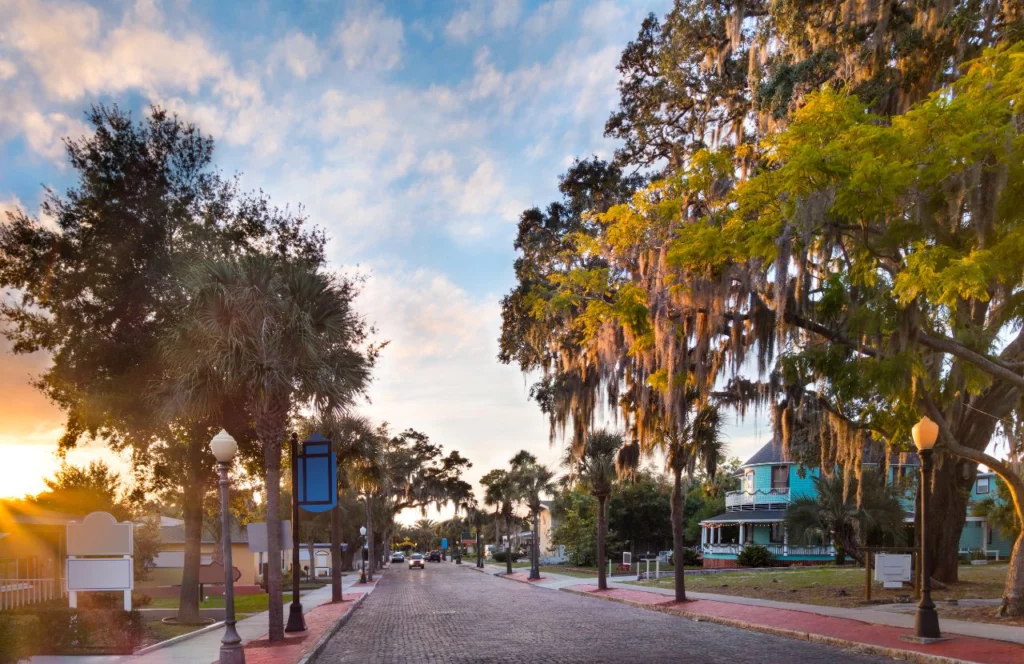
286;433;306;633
912;415;941;641
211;430;245;664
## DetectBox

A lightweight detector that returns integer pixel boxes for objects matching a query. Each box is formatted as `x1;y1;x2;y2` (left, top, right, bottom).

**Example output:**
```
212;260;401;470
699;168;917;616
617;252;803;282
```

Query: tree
481;469;519;575
972;477;1022;545
551;487;598;566
161;255;372;640
784;472;907;564
0;105;326;624
510;451;556;580
31;462;131;520
575;430;623;590
608;472;672;555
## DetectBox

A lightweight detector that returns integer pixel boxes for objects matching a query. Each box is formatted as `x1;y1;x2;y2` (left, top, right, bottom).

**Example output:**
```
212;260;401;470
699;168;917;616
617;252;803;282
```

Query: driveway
316;562;895;663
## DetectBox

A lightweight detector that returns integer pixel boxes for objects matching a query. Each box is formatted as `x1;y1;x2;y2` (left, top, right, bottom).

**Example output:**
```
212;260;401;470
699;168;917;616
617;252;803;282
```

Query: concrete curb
560;587;977;664
133;618;226;656
298;591;372;664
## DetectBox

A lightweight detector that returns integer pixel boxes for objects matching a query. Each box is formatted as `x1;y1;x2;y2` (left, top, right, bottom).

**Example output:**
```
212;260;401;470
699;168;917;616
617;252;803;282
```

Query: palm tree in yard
784;471;907;565
617;403;724;602
575;430;624;591
511;451;556;580
481;468;519;575
162;255;372;641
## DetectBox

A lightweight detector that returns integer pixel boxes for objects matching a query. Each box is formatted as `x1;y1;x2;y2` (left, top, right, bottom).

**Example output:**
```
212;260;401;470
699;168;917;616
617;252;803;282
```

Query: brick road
315;562;895;663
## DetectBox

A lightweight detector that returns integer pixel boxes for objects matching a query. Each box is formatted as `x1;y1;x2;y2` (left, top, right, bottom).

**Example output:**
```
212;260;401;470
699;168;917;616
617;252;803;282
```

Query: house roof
160;521;249;545
742;441;920;468
700;510;785;524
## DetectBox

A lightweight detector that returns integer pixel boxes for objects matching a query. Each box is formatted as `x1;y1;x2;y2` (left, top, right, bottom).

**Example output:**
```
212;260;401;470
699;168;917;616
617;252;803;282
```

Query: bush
491;550;521;563
671;547;701;567
8;608;145;655
0;615;40;664
737;545;775;568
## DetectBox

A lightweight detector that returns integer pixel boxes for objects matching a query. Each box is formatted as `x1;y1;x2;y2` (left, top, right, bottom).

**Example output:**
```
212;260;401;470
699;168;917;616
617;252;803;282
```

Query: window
771;465;789;490
745;471;754;493
977;477;991;495
770;523;784;543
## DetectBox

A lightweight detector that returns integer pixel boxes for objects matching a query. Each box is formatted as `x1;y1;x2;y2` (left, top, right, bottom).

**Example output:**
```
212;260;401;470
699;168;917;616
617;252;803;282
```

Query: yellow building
0;503;72;609
144;516;259;588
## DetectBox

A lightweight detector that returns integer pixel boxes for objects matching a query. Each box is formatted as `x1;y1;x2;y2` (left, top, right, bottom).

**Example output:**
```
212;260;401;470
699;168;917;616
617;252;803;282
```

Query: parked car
391;551;405;563
408;553;425;569
427;550;441;562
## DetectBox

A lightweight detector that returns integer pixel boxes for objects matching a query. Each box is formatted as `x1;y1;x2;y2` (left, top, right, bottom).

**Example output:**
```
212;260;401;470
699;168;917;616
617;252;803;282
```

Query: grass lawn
141;621;209;647
629;564;1018;626
147;592;293;612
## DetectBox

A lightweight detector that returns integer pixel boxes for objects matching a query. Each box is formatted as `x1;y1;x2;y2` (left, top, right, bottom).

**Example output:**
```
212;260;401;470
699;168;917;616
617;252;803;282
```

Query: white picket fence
0;578;61;610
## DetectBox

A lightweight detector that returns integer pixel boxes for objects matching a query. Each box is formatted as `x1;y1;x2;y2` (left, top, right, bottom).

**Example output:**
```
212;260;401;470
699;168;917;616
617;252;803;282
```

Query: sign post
66;512;134;611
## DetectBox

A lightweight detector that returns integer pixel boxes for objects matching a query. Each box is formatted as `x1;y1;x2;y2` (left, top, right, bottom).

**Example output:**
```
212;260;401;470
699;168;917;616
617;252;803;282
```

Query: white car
408;553;425;569
391;551;405;563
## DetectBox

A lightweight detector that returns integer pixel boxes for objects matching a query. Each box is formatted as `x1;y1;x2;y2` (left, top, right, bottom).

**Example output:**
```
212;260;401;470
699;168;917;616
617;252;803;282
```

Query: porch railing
0;578;62;611
701;543;835;558
724;488;791;511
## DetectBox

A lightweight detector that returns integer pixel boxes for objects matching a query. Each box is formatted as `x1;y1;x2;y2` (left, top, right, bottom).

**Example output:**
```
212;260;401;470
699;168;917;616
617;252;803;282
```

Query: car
390;551;405;563
427;550;441;562
408;553;425;569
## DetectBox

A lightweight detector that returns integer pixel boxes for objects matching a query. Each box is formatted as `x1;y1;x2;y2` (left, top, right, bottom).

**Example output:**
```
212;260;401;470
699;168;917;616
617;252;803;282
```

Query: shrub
737;545;775;568
10;608;145;655
0;615;40;664
672;547;701;567
491;550;521;563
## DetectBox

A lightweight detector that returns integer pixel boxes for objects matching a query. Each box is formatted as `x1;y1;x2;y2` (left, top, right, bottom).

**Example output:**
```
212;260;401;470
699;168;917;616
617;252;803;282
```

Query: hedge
737;544;775;568
491;550;521;563
1;608;145;656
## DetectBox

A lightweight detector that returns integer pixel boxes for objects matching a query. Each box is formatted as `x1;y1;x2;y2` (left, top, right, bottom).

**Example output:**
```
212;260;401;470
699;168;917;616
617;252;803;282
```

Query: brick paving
315;562;894;663
240;592;367;664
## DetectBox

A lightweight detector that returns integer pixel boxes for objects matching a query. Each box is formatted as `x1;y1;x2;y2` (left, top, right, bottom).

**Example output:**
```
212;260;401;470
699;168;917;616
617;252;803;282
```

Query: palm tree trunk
597;494;608;591
177;477;205;623
262;432;285;642
330;502;342;602
505;515;514;575
671;467;687;602
530;508;540;580
364;497;374;581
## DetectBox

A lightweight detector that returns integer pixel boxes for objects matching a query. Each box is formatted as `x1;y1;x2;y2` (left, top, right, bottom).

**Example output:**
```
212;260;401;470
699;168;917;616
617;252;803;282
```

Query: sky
0;0;773;518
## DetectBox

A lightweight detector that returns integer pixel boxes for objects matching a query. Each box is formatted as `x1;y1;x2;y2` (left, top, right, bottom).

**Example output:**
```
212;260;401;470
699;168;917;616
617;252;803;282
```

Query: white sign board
246;520;292;553
67;512;133;556
874;553;912;588
67;558;134;591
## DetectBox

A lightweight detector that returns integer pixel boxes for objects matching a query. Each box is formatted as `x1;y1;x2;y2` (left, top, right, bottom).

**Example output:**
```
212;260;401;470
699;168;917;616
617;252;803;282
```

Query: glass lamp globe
210;429;238;463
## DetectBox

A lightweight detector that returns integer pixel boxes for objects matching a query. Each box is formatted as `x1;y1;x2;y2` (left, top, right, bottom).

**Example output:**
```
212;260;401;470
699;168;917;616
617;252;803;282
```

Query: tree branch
917;330;1024;390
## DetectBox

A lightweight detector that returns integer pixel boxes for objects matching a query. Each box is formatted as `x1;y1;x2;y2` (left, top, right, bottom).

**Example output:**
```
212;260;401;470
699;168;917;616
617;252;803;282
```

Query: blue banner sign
441;538;448;550
297;432;337;513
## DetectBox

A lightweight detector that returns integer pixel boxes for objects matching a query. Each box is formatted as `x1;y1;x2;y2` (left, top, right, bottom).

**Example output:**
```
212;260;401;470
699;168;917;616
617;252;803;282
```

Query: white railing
701;543;835;558
0;578;61;610
725;488;790;511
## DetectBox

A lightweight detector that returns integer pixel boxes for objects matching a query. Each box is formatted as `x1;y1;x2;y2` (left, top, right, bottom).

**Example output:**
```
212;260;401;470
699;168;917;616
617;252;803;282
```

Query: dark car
390;551;405;563
427;550;441;562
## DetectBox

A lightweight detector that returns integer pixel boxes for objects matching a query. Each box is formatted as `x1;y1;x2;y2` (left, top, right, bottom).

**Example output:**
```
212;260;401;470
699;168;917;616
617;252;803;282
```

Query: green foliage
6;609;145;655
0;615;38;664
608;472;672;551
671;547;701;568
737;545;776;568
551;488;598;566
972;477;1021;542
491;550;522;564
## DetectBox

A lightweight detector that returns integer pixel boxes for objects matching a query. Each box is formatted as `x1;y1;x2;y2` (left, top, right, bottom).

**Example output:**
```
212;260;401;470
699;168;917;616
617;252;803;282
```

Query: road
316;562;895;663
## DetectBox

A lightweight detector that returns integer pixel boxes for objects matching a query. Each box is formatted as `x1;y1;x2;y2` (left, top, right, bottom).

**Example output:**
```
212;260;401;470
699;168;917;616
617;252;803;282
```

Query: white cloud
444;0;522;42
0;59;16;80
270;31;322;79
524;0;574;35
20;111;89;163
334;3;404;72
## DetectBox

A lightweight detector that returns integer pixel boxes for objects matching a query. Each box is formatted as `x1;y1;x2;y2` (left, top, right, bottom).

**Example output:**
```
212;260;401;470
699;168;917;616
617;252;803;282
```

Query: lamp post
912;415;942;641
211;430;245;664
359;526;367;583
286;433;306;633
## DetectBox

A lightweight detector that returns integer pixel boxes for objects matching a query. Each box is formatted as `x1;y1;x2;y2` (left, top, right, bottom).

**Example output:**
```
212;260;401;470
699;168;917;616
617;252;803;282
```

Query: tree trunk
928;454;970;583
258;411;286;643
530;508;540;580
597;494;608;591
671;468;687;602
177;478;205;623
364;497;374;581
330;503;342;602
1002;531;1024;617
505;516;514;575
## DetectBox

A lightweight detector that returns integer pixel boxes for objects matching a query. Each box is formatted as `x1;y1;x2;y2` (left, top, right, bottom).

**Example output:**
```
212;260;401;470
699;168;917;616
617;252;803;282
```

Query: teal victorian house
698;441;1012;568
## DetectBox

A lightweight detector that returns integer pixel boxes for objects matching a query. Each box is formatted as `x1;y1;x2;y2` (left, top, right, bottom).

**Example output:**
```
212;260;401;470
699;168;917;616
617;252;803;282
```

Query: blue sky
0;0;771;510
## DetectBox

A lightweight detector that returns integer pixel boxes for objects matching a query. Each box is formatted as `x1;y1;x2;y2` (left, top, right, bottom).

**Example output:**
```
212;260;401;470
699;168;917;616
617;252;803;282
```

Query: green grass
146;592;293;612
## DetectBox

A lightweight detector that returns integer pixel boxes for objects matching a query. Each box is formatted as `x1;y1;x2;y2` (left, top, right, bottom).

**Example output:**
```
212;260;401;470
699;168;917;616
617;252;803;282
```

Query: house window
745;471;754;493
770;523;784;543
771;465;789;490
977;477;990;495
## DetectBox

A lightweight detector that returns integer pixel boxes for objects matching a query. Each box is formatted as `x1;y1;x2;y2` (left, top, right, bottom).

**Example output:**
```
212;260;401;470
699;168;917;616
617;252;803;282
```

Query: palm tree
511;451;556;580
972;477;1022;544
464;499;487;568
617;403;724;602
481;468;519;575
575;430;624;590
784;471;907;564
162;255;371;641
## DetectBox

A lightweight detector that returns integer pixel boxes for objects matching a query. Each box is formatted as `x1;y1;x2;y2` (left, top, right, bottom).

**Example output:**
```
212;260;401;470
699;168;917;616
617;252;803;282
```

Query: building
698;441;1014;568
519;501;567;564
145;516;259;587
0;502;73;609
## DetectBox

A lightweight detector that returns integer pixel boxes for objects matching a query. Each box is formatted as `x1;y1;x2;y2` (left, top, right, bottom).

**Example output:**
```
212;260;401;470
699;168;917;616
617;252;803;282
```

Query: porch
724;488;790;511
698;510;835;567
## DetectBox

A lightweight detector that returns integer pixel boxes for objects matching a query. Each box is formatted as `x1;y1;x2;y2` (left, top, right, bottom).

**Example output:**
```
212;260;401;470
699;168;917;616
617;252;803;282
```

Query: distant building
0;503;73;609
519;501;567;564
145;515;258;586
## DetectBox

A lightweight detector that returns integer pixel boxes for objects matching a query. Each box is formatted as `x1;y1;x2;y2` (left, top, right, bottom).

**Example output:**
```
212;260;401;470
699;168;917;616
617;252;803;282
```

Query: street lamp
359;526;367;583
286;433;306;633
211;430;245;664
911;415;942;641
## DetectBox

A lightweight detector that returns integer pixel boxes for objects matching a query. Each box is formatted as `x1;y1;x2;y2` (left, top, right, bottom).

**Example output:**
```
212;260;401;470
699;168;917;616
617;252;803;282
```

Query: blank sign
67;558;133;591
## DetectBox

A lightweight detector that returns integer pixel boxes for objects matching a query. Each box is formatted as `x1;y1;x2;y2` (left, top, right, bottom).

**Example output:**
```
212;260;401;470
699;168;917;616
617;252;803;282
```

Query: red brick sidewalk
500;571;548;584
566;584;1024;664
237;591;368;664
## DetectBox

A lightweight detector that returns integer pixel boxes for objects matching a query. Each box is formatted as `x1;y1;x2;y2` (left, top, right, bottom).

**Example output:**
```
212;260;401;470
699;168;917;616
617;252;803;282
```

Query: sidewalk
30;571;378;664
473;565;1024;663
